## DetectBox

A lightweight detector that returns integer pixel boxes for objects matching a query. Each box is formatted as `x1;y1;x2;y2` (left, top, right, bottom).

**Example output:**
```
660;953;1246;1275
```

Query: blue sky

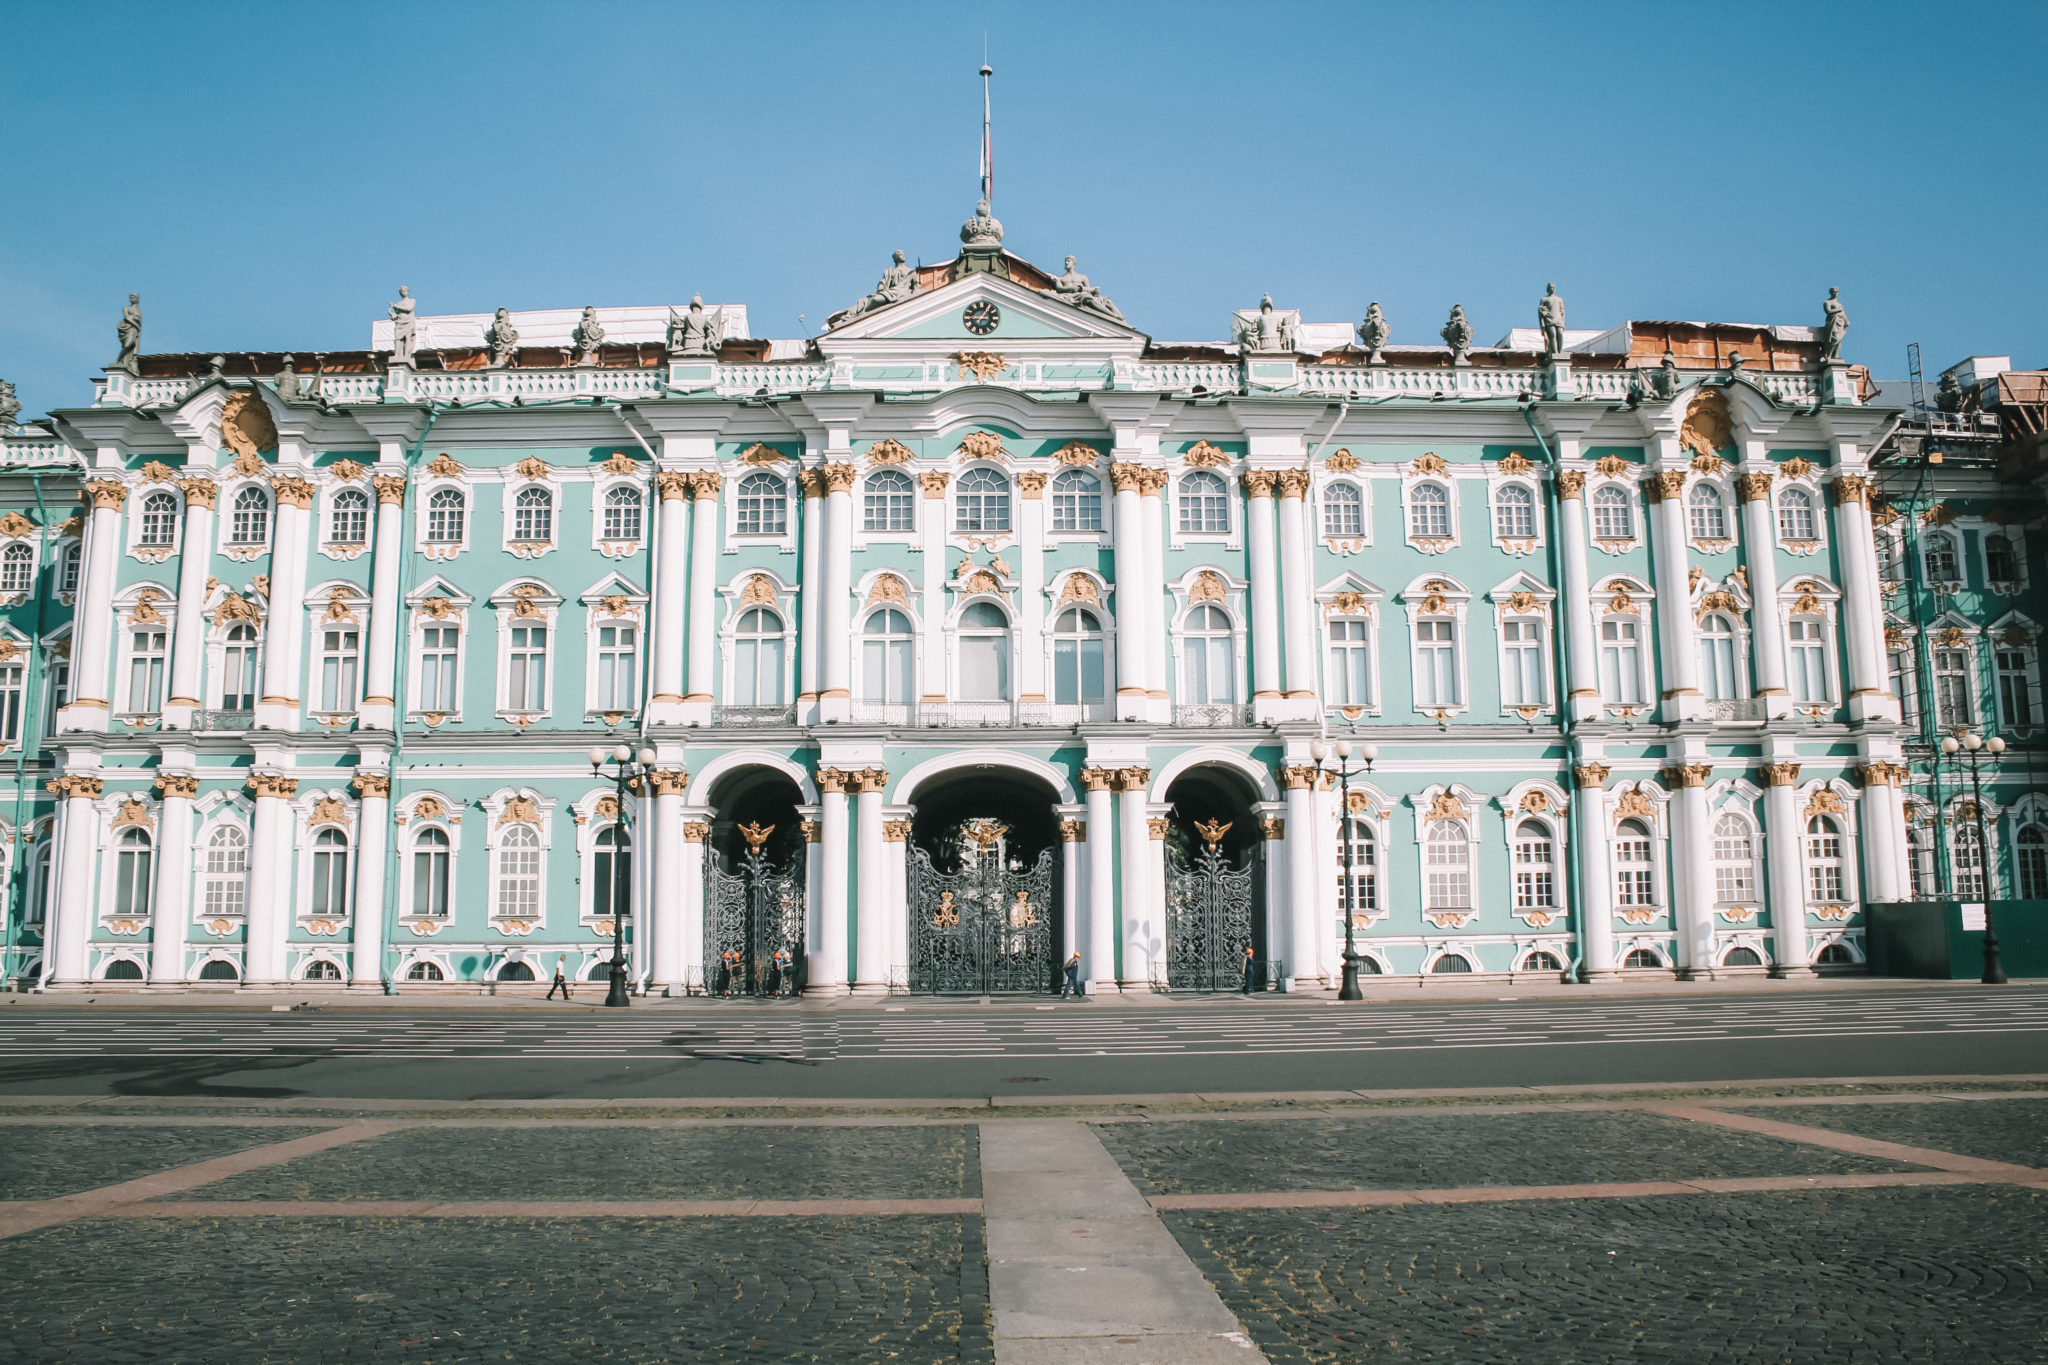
3;1;2042;419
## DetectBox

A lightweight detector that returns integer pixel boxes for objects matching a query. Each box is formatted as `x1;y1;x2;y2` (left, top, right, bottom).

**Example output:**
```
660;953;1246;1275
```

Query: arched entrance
1163;766;1265;992
702;767;807;996
906;768;1062;993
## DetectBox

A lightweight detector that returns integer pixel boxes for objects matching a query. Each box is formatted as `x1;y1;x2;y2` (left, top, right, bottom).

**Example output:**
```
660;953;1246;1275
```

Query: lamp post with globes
1311;737;1379;1002
588;743;656;1008
1938;729;2007;984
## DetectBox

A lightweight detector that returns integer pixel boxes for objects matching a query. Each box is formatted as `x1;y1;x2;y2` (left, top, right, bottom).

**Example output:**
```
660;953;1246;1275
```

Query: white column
62;483;124;731
1083;773;1118;992
1058;806;1082;978
819;465;856;722
244;773;296;985
1138;473;1168;717
1109;467;1147;720
1276;471;1318;704
257;478;312;730
918;472;949;710
806;770;850;995
163;481;217;728
349;773;389;988
650;769;688;991
647;472;691;724
1018;476;1047;704
1858;763;1906;904
47;775;102;984
1762;763;1812;974
1572;764;1616;977
684;473;720;718
1737;464;1790;711
1665;764;1716;975
1259;811;1287;984
1554;473;1602;721
358;477;408;730
852;769;887;995
149;774;196;983
1116;769;1153;990
1646;467;1701;722
1243;472;1284;712
1282;767;1321;988
883;808;911;991
1832;471;1890;721
798;473;826;718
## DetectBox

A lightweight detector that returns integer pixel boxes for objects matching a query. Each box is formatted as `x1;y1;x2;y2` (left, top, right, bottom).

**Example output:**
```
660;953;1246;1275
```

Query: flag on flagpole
979;63;993;204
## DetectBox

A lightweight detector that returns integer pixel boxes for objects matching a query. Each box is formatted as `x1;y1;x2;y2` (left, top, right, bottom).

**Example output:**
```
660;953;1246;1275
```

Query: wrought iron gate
908;820;1056;993
1165;821;1257;991
704;826;806;996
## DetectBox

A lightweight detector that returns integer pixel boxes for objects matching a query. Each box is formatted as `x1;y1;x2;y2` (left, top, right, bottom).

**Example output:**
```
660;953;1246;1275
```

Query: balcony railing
1174;703;1254;728
711;705;797;727
1705;698;1766;723
195;710;255;731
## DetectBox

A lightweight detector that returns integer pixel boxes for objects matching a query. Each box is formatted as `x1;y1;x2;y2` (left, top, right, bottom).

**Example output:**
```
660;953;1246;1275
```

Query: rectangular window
1615;835;1655;906
959;635;1009;701
507;625;548;711
862;634;915;706
127;628;167;714
1513;837;1554;908
418;627;459;712
0;662;22;743
595;624;638;711
1414;619;1458;707
1997;648;2032;727
1598;617;1642;705
1713;831;1755;903
1054;635;1106;705
1807;827;1845;903
1934;647;1974;727
1889;647;1920;728
44;658;69;735
1501;619;1545;707
318;628;359;713
1788;619;1828;703
1326;620;1372;707
1425;835;1471;909
1336;824;1376;920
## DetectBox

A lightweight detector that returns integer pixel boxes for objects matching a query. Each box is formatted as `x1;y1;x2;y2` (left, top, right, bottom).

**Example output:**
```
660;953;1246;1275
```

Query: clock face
963;300;1001;336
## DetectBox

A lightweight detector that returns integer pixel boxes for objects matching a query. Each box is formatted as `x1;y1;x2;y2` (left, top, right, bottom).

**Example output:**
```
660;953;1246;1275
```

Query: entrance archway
906;768;1063;993
1163;765;1265;991
702;767;806;996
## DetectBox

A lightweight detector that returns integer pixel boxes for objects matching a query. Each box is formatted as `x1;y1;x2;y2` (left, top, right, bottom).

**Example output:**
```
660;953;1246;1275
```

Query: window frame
1589;482;1636;545
730;470;792;543
1174;470;1232;538
1404;479;1455;547
1596;610;1650;708
1490;479;1540;548
1323;609;1378;712
408;597;467;721
954;597;1014;704
136;490;181;551
596;479;646;551
953;466;1014;537
860;468;917;535
419;482;469;555
1804;811;1853;908
507;481;556;552
1687;481;1730;545
859;606;918;711
402;819;457;921
492;585;559;719
304;821;353;921
1321;479;1366;543
222;482;272;553
1176;601;1237;707
121;615;171;717
0;542;33;598
1775;484;1822;549
1048;467;1104;536
585;605;643;718
325;485;371;550
1612;815;1661;913
1710;810;1760;908
1496;607;1550;712
198;818;250;925
1421;817;1474;911
727;604;790;709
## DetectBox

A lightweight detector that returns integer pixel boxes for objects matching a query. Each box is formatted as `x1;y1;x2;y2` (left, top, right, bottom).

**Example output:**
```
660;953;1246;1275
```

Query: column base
1849;693;1898;723
802;982;849;999
818;695;851;723
1086;978;1120;995
848;982;889;997
1254;697;1320;724
55;704;110;734
1142;697;1173;724
1116;977;1155;993
253;701;300;731
355;702;394;731
1578;968;1624;983
1116;694;1148;721
1770;964;1817;979
1569;694;1605;724
676;699;714;726
160;702;198;731
644;697;689;726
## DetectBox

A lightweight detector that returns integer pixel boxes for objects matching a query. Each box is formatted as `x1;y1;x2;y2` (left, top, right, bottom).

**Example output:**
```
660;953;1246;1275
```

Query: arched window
304;958;342;981
1431;953;1473;974
1923;532;1960;583
202;826;247;918
1986;533;2018;584
328;488;369;546
113;828;153;919
1950;821;1985;900
2016;823;2048;900
104;958;143;981
1181;604;1233;704
219;623;258;712
1777;487;1818;542
732;607;786;706
1323;483;1363;538
1907;809;1940;898
602;485;643;542
406;960;444;981
1806;815;1846;904
1501;617;1545;708
955;468;1012;533
0;543;32;595
1512;819;1555;911
1178;471;1229;534
25;841;51;925
425;488;465;544
861;609;915;706
59;543;81;595
412;827;451;918
862;469;915;532
1409;483;1451;539
1712;813;1755;905
512;486;553;544
1050;469;1102;533
1327;616;1372;706
735;473;788;536
1599;615;1644;705
495;825;541;919
1424;821;1470;909
1723;945;1764;967
139;492;179;547
592;824;630;920
1415;617;1458;707
1523;950;1563;972
1996;639;2033;728
228;485;270;545
958;601;1011;701
1699;614;1739;701
1623;948;1662;969
198;959;240;981
128;622;167;713
498;961;535;982
309;828;349;918
1788;617;1829;703
1591;485;1633;540
1336;819;1376;923
1615;819;1655;908
1051;607;1106;707
1494;483;1535;539
1688;483;1727;540
1816;942;1855;965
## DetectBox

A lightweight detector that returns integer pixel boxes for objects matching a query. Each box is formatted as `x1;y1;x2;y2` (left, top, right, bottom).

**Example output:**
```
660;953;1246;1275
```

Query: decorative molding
1594;455;1631;478
1184;440;1230;467
497;795;542;825
1190;570;1227;603
865;437;914;465
1422;791;1468;823
1015;470;1046;499
1554;470;1585;499
918;470;951;499
1612;788;1655;821
736;443;787;467
110;797;153;831
1411;452;1448;476
1678;388;1733;459
219;389;278;458
600;452;639;475
1805;787;1848;820
308;796;350;828
954;353;1008;383
1779;457;1816;480
1052;441;1101;467
867;574;910;608
425;453;464;479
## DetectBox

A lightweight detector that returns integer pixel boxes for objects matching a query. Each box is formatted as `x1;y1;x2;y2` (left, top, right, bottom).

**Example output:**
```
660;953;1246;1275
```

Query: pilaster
349;770;390;988
149;772;198;984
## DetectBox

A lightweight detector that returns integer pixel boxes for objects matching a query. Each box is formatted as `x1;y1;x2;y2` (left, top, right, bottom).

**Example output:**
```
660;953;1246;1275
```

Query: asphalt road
3;985;2044;1101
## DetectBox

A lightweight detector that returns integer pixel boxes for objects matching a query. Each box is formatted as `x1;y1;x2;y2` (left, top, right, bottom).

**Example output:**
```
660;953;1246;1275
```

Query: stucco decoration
498;796;541;826
416;596;456;620
323;587;359;623
600;452;638;476
309;796;349;828
957;431;1008;461
110;798;153;830
1805;787;1848;820
736;443;786;468
137;461;176;485
1440;305;1474;364
1678;389;1733;459
740;574;778;607
328;459;366;483
955;353;1007;382
1613;788;1655;822
919;471;951;499
129;588;167;624
516;456;549;481
1412;453;1448;476
426;453;463;479
1051;441;1100;467
1324;448;1361;473
865;438;914;465
1593;456;1632;478
1190;571;1227;603
509;585;547;619
867;574;910;607
213;593;260;626
1496;450;1533;475
1779;457;1816;481
1423;791;1468;823
219;390;278;459
1058;575;1100;606
1327;591;1367;617
961;569;1001;596
1184;441;1230;468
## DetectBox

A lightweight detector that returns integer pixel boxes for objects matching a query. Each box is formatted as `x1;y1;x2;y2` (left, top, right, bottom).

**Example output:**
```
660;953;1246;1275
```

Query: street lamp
587;743;657;1008
1938;730;2006;984
1312;737;1379;1002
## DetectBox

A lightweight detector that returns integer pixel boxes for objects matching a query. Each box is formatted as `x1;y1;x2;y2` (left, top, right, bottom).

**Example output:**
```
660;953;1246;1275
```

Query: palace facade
1;207;2018;994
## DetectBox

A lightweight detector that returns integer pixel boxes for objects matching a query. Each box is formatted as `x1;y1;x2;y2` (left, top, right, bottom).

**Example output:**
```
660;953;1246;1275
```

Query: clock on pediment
962;300;1000;336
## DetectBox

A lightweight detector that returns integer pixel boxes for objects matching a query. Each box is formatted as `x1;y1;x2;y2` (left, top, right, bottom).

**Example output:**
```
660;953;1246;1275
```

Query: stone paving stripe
115;1196;983;1217
1654;1103;2048;1178
0;1120;405;1241
1144;1170;1988;1210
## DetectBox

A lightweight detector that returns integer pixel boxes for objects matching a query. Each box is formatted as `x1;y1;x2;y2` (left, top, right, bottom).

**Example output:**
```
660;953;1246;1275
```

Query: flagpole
979;62;993;208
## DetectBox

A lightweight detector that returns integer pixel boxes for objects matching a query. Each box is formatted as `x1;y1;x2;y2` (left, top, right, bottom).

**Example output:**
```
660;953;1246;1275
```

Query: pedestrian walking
721;949;742;997
1241;945;1257;995
771;947;793;996
1060;950;1083;998
546;956;571;1002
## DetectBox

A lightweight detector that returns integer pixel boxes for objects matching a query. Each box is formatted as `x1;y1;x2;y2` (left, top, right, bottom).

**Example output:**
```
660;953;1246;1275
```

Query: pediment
822;270;1146;347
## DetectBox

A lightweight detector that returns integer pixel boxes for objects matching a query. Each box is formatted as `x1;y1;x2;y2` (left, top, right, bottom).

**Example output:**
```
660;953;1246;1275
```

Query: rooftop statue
1356;301;1390;364
1234;294;1296;354
275;355;303;403
667;295;724;356
486;308;520;367
389;286;416;362
1440;304;1473;365
1936;370;1965;413
1052;255;1125;323
960;198;1004;249
0;378;19;429
828;250;922;327
1818;286;1849;362
1538;282;1566;358
572;306;607;364
116;293;142;373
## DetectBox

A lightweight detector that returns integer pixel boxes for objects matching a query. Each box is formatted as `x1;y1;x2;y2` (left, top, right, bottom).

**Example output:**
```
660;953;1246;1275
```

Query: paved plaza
0;1082;2043;1362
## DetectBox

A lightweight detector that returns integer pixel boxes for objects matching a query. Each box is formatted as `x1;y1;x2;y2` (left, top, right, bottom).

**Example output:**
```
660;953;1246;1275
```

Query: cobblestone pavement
1727;1097;2048;1170
0;1214;991;1364
1162;1186;2048;1364
164;1122;979;1203
0;1125;325;1199
1093;1110;1922;1196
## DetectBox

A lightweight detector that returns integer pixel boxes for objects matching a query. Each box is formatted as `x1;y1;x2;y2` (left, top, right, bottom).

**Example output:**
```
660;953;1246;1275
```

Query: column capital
1274;468;1311;499
1114;766;1152;792
801;819;822;842
1854;761;1899;788
1830;474;1869;506
683;820;710;843
883;818;914;842
1059;818;1086;843
815;766;852;794
820;462;858;494
686;469;724;498
1735;470;1775;503
1147;817;1169;840
351;772;392;799
917;470;949;499
154;772;200;800
850;767;889;794
177;477;219;509
1240;468;1276;497
1554;469;1585;499
1137;468;1168;496
647;768;690;797
1572;762;1610;789
1760;761;1802;787
1078;767;1116;793
46;774;103;800
247;772;298;800
269;476;316;509
1645;470;1687;503
656;470;692;501
1280;764;1319;790
1259;816;1285;840
1660;763;1713;789
1016;470;1047;499
1109;462;1146;494
84;480;128;511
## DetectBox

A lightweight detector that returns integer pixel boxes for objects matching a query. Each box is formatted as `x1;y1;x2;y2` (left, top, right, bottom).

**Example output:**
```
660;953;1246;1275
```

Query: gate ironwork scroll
1165;819;1256;991
704;822;806;996
908;818;1056;993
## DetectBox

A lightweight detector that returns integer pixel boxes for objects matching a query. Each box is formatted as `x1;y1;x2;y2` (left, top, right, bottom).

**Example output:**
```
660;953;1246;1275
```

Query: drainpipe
608;403;663;746
1520;402;1584;982
380;403;445;991
14;472;57;984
